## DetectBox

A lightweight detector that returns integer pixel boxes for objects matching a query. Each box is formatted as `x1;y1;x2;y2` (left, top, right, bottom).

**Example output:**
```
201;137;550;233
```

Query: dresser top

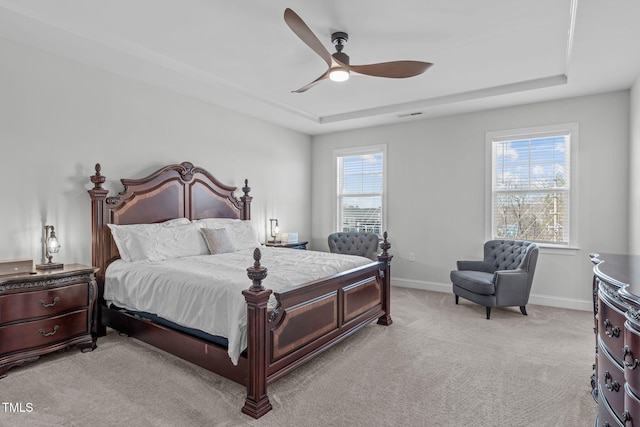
593;253;640;303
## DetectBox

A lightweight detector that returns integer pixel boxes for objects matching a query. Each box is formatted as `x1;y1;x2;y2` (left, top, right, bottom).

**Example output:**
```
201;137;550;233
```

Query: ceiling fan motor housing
331;32;349;66
332;51;349;66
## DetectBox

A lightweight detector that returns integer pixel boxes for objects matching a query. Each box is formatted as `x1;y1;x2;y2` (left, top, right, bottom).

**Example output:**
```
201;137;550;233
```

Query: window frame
485;123;579;250
333;144;387;236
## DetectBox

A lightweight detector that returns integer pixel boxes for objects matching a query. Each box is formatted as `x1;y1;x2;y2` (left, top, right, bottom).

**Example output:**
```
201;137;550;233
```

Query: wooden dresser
0;264;98;378
591;253;640;426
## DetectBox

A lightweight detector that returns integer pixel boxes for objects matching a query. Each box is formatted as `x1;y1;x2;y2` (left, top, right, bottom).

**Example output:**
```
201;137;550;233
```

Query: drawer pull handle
38;297;60;308
604;319;620;338
623;345;640;370
37;325;59;337
603;370;620;392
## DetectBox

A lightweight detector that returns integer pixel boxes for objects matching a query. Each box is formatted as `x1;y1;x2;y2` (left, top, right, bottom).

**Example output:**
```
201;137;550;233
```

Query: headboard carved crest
178;161;195;182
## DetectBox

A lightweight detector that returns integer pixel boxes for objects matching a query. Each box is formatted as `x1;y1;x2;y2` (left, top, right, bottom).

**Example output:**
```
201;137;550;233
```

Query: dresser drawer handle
604;319;620;338
623;345;640;370
38;297;60;308
603;370;620;392
37;325;59;337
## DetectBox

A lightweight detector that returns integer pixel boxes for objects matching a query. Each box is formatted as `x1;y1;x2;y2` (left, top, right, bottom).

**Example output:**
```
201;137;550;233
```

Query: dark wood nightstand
0;264;98;378
265;241;308;250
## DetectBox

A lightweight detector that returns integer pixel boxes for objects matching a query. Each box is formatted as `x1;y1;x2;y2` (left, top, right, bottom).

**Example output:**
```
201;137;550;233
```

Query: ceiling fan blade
284;8;332;67
350;61;433;78
292;69;331;93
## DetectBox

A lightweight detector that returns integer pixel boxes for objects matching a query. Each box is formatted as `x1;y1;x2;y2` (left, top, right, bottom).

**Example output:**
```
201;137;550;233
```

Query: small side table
0;264;98;378
265;241;308;250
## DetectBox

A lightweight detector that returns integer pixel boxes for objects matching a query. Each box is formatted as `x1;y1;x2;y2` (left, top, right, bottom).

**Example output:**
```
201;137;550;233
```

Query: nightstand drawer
0;283;88;324
0;309;88;354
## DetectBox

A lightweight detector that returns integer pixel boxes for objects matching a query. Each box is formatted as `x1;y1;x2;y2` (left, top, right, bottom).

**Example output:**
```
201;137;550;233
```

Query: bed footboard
242;234;393;418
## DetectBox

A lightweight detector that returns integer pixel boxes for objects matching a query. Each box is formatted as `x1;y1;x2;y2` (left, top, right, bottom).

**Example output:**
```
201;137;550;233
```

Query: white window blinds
336;147;385;235
491;130;572;245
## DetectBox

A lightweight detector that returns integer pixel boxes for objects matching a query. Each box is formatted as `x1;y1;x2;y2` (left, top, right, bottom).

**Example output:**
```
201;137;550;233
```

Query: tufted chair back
327;232;380;261
482;240;537;274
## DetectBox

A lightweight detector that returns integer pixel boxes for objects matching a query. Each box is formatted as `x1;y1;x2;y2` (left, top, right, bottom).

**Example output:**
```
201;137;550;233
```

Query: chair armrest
493;269;527;288
457;260;487;271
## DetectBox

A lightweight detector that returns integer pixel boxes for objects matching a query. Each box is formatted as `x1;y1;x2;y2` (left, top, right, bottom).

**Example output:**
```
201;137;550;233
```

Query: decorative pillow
193;218;261;251
200;228;237;255
108;220;208;262
193;217;239;228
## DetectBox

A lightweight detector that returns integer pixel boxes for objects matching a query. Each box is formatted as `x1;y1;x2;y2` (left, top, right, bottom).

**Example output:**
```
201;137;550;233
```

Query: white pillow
193;218;261;251
108;220;208;262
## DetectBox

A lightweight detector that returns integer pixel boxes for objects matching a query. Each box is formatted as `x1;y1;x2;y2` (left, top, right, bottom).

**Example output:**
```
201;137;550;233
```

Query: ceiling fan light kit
329;68;349;82
283;8;432;93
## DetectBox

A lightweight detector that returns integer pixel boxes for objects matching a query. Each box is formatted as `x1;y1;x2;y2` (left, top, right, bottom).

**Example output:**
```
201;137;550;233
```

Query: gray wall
630;76;640;254
311;91;631;310
0;38;312;267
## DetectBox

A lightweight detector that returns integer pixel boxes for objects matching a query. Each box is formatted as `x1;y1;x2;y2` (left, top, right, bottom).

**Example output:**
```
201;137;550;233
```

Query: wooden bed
88;161;393;418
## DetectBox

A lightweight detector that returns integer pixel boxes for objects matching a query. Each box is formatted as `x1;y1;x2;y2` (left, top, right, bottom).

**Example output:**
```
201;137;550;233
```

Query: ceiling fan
284;8;433;93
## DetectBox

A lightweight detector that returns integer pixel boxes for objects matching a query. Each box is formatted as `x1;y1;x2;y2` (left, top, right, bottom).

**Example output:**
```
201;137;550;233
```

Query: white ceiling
1;0;639;135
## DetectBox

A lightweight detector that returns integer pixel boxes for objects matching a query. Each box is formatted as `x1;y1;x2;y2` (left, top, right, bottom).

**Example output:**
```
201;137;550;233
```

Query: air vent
398;111;424;118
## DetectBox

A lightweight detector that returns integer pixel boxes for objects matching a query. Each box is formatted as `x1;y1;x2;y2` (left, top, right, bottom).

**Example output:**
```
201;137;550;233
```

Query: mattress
104;247;373;365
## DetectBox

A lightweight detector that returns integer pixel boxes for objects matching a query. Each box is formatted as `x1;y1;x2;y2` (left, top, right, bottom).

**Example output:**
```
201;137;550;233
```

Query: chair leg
520;306;527;316
486;307;491;319
455;295;459;305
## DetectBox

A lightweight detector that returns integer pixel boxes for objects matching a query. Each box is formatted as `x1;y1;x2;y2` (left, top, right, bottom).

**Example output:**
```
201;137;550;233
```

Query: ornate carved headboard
88;162;252;289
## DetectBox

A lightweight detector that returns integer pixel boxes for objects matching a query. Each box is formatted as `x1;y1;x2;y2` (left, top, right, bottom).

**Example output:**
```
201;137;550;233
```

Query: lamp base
36;262;64;270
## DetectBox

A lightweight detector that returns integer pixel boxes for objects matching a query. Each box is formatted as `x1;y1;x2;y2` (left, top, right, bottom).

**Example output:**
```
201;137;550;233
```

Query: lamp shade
46;233;60;254
37;224;63;270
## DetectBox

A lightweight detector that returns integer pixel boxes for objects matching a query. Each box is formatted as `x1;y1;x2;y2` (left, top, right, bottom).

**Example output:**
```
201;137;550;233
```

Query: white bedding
104;247;373;365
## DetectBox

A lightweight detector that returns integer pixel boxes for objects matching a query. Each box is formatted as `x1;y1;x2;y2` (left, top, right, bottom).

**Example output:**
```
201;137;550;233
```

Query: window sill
538;245;580;255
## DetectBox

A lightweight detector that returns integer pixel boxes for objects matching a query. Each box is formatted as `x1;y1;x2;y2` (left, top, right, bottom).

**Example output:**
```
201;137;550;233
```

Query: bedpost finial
243;179;251;196
90;163;106;189
253;247;261;267
380;231;391;255
247;247;268;291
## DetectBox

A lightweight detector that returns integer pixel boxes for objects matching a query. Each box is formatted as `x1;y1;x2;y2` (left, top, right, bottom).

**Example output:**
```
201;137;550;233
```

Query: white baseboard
391;278;592;312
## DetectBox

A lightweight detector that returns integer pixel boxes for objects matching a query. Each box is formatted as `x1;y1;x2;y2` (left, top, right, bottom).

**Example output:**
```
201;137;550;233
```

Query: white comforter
104;247;372;365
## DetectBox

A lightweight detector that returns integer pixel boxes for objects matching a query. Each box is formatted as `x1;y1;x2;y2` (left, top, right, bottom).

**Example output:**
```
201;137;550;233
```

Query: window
334;145;386;236
486;123;578;247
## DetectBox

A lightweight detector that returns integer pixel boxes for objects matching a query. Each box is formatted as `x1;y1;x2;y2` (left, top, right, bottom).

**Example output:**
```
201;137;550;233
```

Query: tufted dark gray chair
450;240;539;319
327;232;380;261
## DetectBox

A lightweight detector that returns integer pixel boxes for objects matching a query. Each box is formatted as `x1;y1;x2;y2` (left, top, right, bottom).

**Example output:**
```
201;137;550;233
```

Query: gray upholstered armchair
450;240;539;319
328;232;380;261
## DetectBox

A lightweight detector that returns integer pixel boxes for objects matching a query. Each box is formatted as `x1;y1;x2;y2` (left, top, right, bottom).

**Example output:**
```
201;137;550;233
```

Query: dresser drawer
598;384;624;426
625;322;640;397
625;383;640;427
599;292;626;364
0;309;88;354
599;336;626;421
0;283;88;324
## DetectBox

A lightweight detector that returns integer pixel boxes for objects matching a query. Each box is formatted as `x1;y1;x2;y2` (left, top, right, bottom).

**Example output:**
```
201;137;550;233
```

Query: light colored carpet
0;287;596;426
